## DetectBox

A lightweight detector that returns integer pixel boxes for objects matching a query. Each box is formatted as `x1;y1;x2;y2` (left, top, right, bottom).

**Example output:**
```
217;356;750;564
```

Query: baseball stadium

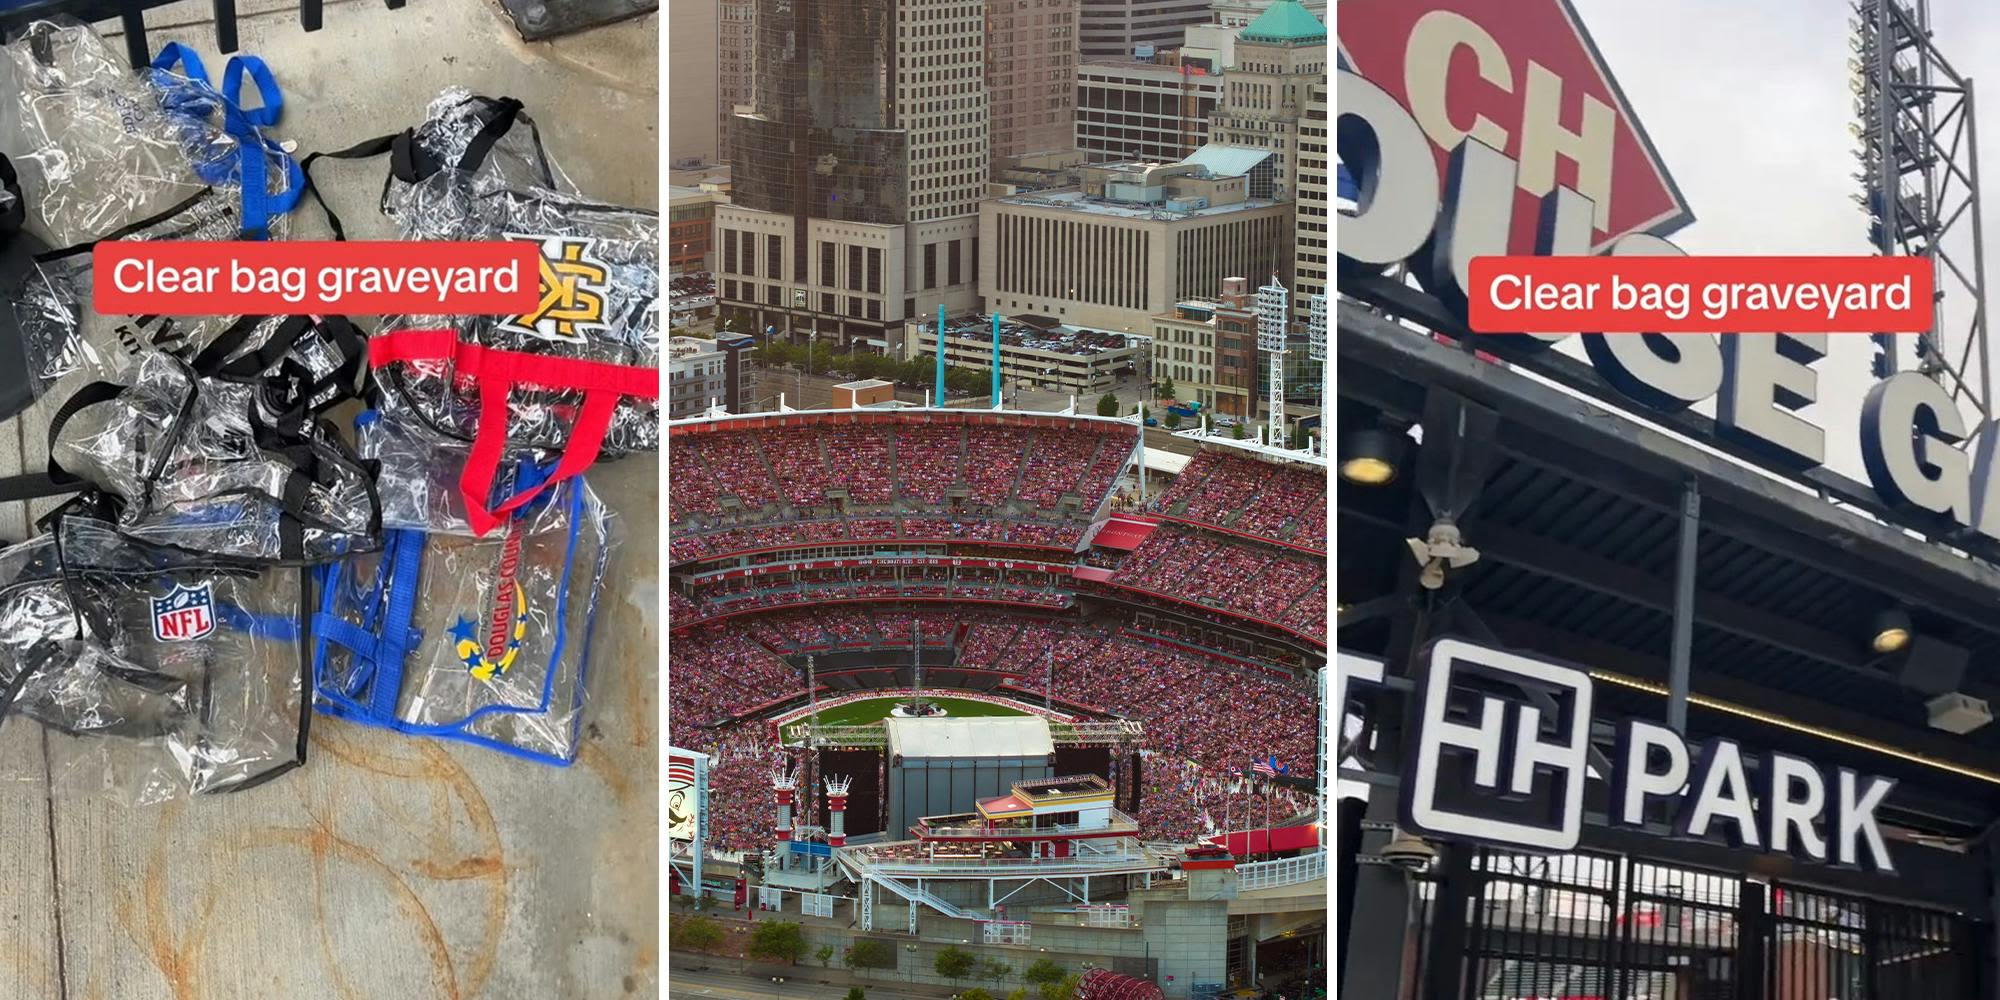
667;405;1327;998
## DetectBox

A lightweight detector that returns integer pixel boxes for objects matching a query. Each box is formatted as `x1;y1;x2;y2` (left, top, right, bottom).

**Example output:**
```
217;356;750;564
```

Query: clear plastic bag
312;467;615;764
382;87;577;223
0;518;307;802
0;19;207;248
375;180;661;458
48;350;379;563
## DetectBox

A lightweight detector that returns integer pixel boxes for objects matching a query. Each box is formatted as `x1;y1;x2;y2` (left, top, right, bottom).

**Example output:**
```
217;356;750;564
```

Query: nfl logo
152;583;216;642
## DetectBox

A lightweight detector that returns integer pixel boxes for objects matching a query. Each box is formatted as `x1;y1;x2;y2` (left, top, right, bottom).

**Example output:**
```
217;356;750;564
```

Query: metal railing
1234;850;1326;890
0;0;408;67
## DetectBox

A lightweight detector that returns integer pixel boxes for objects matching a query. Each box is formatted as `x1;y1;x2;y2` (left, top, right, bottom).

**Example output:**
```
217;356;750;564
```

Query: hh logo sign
1400;639;1899;873
152;583;216;642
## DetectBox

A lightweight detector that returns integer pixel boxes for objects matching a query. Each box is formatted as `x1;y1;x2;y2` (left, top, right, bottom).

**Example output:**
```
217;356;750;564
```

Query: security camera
1377;828;1438;873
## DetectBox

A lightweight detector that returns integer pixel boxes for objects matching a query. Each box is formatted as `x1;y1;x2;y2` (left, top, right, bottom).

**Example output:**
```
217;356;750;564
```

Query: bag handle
369;330;655;535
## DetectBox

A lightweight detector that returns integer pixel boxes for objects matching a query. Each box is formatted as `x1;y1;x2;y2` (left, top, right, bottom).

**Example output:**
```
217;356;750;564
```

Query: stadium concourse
667;408;1325;856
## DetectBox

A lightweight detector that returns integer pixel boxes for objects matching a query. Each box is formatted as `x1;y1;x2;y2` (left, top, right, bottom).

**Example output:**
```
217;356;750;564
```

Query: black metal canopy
1338;301;2000;839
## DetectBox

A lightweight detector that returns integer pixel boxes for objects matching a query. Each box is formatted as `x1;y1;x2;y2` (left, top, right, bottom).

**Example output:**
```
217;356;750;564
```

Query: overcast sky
1557;0;2000;480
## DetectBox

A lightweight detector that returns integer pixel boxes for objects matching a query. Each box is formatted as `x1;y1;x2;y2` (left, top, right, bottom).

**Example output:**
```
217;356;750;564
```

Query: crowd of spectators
666;415;1137;563
1136;754;1319;845
679;567;1073;624
1152;449;1327;551
1112;527;1325;636
669;600;1321;852
668;625;803;746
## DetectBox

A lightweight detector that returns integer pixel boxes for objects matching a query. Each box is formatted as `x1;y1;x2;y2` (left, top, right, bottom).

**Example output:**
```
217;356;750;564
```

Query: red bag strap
370;329;658;535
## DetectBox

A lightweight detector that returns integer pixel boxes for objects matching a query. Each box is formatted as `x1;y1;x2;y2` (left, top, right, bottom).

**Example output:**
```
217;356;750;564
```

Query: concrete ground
0;2;659;999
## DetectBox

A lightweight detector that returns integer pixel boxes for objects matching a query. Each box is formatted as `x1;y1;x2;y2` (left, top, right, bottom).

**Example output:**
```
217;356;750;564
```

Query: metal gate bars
1402;846;1981;1000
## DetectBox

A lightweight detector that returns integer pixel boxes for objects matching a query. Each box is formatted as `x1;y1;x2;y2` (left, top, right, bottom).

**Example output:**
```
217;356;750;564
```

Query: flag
1253;757;1279;778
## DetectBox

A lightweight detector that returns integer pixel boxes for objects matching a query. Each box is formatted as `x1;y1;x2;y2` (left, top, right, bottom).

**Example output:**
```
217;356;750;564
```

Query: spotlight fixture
1870;607;1913;654
1339;426;1403;486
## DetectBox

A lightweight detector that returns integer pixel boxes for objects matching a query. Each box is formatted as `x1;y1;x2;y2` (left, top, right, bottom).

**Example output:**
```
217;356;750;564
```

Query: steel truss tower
1851;0;1993;418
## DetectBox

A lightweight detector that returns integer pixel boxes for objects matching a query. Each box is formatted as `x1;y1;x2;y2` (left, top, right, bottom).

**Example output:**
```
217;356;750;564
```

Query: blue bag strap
368;527;428;718
221;55;283;128
150;42;211;84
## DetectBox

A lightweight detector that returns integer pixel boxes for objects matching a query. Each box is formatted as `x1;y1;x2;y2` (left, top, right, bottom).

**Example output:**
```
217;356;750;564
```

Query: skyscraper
1297;76;1326;327
668;0;721;164
1078;0;1212;59
717;0;755;163
719;0;988;347
987;0;1079;176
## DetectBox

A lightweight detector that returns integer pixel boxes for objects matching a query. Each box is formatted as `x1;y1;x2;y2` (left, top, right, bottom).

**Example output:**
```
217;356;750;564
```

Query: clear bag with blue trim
311;437;615;765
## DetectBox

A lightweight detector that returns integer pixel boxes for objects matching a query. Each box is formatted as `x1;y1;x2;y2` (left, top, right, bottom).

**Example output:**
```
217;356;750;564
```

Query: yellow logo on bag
499;234;612;344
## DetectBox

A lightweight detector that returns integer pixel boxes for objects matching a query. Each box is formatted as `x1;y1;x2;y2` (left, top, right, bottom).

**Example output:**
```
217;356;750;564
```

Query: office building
1208;0;1326;28
669;185;721;275
979;159;1290;335
1079;0;1212;59
718;0;754;162
669;0;720;164
1296;77;1326;327
720;0;987;348
1205;0;1325;205
988;0;1079;176
1075;53;1222;164
672;333;754;416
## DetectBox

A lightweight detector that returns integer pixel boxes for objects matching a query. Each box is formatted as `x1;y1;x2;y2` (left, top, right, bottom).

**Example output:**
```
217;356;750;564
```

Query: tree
962;990;996;1000
1096;392;1119;417
945;365;983;395
1159;376;1177;399
936;945;977;984
1007;990;1030;1000
980;959;1012;983
672;915;724;953
1165;411;1182;430
1040;973;1083;1000
816;945;836;968
747;921;807;965
1023;959;1067;988
1231;420;1246;440
845;939;896;970
845;989;868;1000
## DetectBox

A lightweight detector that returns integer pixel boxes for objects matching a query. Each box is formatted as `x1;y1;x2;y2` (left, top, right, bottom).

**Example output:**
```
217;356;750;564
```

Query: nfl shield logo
152;583;216;642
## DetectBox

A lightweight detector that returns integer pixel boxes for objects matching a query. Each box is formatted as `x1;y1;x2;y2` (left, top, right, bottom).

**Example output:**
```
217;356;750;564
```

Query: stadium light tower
1256;276;1290;447
935;304;948;407
1851;0;1992;420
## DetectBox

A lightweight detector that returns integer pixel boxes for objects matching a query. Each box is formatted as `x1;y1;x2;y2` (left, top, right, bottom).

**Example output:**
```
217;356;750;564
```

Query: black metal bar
118;4;146;67
1668;478;1699;734
1421;845;1474;1000
301;0;323;32
212;0;237;53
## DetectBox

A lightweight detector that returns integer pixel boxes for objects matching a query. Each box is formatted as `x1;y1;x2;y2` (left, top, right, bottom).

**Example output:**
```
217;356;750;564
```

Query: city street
668;965;964;1000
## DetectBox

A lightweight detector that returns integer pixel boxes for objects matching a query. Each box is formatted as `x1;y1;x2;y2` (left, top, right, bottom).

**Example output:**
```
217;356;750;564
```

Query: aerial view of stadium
665;401;1328;1000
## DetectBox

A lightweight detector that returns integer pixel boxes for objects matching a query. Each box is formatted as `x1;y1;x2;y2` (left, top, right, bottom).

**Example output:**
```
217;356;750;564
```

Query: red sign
1339;0;1692;254
92;241;539;316
1468;255;1933;333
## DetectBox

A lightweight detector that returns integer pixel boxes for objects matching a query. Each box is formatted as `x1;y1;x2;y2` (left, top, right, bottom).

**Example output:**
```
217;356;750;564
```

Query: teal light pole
990;313;1003;408
934;304;947;407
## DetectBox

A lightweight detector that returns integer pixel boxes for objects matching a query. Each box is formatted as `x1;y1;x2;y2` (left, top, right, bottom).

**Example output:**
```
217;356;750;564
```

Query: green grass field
813;696;1031;727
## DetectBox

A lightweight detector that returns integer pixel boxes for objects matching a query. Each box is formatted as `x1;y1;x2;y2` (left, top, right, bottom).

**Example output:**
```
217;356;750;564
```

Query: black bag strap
299;132;403;242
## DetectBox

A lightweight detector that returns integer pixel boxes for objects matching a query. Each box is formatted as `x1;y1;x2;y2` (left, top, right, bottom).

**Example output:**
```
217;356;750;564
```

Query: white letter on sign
1609;719;1689;828
1762;751;1828;862
1404;11;1511;153
1677;738;1761;848
1833;768;1898;873
1518;61;1616;231
1336;70;1442;268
